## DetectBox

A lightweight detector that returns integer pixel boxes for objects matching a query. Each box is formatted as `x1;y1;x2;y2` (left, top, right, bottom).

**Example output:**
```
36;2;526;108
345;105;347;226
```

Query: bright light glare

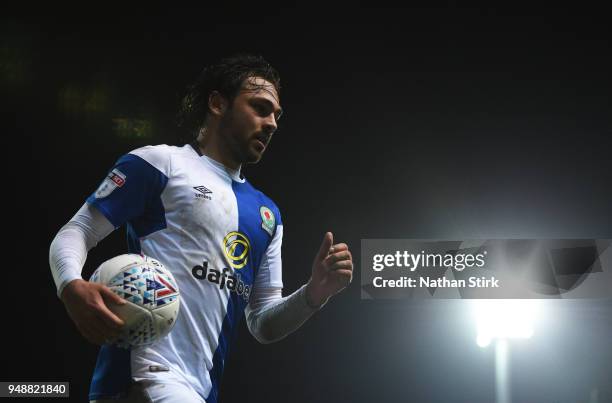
473;300;539;348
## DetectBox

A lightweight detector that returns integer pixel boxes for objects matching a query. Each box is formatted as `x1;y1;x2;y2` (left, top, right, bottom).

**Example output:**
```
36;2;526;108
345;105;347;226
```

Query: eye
252;102;270;117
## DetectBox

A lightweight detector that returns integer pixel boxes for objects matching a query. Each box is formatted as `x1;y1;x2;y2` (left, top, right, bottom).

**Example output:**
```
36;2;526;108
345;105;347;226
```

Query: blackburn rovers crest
260;206;275;236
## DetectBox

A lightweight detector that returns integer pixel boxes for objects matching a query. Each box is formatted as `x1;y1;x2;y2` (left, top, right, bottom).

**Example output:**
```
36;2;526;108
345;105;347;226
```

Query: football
89;254;180;348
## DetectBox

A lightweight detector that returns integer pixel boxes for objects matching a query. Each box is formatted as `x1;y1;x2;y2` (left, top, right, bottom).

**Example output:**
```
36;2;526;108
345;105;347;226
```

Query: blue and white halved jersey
85;144;283;402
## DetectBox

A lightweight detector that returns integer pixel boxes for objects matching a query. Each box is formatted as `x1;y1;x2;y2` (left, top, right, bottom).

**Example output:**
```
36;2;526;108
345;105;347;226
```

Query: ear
208;91;228;117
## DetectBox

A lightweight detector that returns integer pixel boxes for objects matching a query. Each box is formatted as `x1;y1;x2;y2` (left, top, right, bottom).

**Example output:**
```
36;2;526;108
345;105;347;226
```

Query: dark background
3;5;611;403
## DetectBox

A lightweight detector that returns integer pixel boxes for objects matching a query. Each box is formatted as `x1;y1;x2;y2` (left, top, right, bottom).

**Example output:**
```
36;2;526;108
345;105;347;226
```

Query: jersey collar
189;142;245;183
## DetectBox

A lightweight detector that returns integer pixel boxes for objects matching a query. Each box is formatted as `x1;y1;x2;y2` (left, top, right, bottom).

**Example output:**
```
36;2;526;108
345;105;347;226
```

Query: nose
262;114;277;136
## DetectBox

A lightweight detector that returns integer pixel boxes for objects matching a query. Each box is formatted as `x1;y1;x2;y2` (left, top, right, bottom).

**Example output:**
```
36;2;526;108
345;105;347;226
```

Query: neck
195;127;241;171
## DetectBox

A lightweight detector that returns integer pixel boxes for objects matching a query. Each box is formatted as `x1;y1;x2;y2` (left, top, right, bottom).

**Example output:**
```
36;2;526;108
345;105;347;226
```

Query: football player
50;54;353;403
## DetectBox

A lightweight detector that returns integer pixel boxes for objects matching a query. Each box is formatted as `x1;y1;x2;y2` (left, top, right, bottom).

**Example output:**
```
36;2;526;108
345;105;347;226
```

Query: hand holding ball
89;254;180;348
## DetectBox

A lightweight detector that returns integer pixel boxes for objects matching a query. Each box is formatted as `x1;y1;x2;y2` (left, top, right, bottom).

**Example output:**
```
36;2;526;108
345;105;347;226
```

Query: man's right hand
60;279;126;345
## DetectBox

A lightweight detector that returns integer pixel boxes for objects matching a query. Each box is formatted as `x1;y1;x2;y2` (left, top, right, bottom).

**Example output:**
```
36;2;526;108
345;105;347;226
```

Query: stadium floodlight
473;299;538;348
472;299;540;403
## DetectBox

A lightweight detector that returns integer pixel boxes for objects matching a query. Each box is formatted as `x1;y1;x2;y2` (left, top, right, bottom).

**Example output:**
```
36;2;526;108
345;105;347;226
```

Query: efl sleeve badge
94;169;127;199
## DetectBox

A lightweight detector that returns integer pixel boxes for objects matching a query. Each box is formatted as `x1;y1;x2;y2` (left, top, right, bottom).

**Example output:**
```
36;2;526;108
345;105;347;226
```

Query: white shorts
90;379;206;403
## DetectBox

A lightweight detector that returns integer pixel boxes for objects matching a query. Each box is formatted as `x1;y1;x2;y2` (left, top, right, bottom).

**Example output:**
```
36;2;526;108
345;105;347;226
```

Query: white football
90;254;180;348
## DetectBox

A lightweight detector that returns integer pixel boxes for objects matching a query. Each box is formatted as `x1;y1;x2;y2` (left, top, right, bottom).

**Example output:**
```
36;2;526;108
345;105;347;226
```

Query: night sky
4;5;611;402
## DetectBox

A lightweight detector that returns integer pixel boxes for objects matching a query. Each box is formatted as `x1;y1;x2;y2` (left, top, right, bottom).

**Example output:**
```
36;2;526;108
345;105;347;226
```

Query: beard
217;109;262;164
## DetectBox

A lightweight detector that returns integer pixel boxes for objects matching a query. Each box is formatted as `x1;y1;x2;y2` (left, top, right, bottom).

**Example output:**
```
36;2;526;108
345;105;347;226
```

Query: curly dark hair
178;54;281;134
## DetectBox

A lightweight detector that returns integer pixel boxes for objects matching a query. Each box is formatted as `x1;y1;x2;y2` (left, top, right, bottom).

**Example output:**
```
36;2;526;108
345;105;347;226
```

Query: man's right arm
49;203;126;345
52;146;172;345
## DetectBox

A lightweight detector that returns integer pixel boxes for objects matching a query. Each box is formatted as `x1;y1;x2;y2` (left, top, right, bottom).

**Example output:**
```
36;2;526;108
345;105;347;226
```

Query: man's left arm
245;231;352;344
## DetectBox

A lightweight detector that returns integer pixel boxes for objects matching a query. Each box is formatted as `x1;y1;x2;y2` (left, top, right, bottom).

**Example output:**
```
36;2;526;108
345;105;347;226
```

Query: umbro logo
194;186;212;200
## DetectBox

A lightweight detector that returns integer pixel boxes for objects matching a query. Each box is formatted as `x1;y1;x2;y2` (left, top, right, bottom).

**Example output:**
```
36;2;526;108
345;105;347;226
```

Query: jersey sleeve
253;220;284;290
86;146;170;229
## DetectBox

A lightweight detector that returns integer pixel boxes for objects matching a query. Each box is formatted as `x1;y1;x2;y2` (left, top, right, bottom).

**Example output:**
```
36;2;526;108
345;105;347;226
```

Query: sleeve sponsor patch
95;169;126;199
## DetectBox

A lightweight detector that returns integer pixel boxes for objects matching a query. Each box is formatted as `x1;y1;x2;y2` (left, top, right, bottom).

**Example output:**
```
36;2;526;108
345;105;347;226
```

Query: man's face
218;76;282;165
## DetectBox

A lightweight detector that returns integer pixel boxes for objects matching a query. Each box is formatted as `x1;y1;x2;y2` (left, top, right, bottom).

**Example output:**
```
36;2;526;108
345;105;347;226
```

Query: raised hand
306;232;353;308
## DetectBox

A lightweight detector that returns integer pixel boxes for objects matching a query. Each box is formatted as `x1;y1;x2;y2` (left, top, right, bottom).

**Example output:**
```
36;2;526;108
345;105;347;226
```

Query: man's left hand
306;232;353;308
